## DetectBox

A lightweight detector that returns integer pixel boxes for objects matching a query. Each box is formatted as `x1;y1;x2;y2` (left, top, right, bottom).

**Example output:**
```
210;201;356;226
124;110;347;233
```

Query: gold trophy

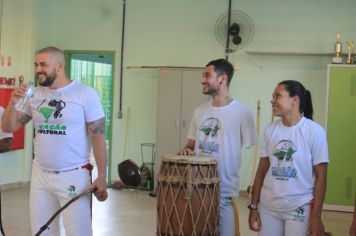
346;41;354;64
335;33;342;57
332;32;343;64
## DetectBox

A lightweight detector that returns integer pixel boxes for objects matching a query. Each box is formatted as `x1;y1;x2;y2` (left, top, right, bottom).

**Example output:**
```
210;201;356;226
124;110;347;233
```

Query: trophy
335;33;342;58
346;41;354;64
332;32;343;64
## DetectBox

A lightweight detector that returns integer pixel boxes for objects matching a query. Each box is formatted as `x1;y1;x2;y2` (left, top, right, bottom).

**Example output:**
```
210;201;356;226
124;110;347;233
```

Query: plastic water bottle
15;81;35;110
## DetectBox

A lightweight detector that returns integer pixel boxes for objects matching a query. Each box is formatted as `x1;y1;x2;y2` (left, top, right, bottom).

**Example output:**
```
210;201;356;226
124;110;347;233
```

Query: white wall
36;0;356;188
2;0;356;188
0;0;37;185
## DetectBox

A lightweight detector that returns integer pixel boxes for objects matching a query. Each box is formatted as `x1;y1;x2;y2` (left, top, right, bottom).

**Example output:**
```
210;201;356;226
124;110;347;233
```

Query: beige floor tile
0;187;353;236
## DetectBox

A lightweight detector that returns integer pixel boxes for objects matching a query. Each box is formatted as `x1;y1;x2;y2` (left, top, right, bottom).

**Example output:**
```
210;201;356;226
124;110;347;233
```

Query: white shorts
258;203;311;236
220;196;239;236
30;163;92;236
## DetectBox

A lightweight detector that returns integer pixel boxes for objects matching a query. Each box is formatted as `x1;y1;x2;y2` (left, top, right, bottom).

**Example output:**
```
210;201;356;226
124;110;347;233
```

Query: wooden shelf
245;50;334;56
328;63;356;68
127;65;204;69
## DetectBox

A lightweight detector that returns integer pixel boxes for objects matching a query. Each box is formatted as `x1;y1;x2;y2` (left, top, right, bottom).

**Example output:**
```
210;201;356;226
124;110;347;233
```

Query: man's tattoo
88;118;105;134
18;114;31;125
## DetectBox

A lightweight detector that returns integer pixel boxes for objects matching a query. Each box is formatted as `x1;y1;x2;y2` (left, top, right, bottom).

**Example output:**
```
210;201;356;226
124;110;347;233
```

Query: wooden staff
248;100;260;200
35;188;97;236
0;189;5;236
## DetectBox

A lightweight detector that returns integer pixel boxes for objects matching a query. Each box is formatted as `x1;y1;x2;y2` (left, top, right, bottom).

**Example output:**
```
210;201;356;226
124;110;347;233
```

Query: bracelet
248;204;258;211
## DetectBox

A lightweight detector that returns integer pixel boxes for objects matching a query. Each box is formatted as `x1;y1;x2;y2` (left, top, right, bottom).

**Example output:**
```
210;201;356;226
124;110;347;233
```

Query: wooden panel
155;69;208;191
155;69;182;164
325;65;356;207
180;69;208;149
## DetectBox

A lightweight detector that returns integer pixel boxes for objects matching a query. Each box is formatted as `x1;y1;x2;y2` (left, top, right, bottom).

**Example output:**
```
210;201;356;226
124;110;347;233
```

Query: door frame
64;50;115;185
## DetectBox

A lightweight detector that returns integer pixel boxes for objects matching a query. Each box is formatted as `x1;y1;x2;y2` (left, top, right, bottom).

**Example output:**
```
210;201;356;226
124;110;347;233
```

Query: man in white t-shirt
178;58;257;236
1;46;108;236
0;106;13;153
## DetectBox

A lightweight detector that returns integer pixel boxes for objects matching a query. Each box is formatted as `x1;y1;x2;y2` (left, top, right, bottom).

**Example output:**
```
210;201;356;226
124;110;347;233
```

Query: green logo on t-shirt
37;99;67;135
39;107;55;123
198;117;221;153
272;140;298;180
273;140;297;166
38;99;66;123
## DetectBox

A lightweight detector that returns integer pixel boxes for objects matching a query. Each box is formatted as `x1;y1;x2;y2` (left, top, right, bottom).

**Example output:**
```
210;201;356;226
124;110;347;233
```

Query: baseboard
323;204;354;212
0;181;30;190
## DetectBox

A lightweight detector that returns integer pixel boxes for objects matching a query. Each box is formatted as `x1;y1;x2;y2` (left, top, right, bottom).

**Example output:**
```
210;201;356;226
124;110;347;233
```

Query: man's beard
37;72;56;87
202;84;219;95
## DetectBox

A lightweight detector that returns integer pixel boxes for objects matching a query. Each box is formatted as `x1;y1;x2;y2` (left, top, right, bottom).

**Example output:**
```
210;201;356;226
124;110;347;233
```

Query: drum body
157;155;220;236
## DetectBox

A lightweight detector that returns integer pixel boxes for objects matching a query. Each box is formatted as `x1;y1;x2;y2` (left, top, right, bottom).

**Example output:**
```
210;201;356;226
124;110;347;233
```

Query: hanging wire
118;0;126;119
225;0;232;60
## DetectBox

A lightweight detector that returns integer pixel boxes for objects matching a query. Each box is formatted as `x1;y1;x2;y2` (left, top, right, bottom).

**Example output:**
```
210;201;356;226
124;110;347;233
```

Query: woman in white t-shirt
248;80;329;236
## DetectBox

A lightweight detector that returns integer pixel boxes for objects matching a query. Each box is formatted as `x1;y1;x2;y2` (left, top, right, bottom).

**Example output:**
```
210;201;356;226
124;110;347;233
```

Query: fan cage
214;10;255;52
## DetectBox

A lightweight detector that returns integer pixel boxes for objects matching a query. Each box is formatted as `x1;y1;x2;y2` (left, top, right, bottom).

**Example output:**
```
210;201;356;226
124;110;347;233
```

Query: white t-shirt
260;117;329;211
187;100;257;197
23;81;104;171
0;106;13;139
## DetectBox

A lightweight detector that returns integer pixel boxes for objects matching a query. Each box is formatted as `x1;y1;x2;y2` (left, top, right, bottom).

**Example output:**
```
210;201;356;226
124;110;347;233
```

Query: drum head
162;154;217;164
118;159;141;187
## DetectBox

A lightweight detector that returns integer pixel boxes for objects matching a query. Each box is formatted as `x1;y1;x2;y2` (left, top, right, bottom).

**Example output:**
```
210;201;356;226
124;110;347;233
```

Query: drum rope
157;159;220;235
193;185;219;235
156;175;220;185
185;165;193;199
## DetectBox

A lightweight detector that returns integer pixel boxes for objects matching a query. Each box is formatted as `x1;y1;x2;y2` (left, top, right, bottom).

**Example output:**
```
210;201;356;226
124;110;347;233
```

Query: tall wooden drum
156;155;220;236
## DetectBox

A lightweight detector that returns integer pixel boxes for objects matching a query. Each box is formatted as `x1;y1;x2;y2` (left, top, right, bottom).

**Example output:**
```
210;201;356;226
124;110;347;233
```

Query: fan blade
232;35;242;45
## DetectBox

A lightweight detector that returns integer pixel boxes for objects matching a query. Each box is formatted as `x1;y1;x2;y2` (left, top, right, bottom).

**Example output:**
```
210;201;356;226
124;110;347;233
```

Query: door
154;68;208;184
64;50;114;184
325;65;356;211
155;69;182;162
180;69;209;148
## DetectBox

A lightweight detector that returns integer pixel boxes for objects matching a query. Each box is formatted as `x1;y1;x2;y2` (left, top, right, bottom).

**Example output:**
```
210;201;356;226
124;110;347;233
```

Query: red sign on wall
6;78;16;85
0;77;6;85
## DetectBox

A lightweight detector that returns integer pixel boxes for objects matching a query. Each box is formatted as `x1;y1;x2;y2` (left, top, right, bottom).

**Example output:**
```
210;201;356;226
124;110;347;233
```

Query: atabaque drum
156;154;220;236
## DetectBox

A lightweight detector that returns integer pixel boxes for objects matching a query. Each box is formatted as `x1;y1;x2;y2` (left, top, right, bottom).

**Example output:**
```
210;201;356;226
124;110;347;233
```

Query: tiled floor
0;186;353;236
